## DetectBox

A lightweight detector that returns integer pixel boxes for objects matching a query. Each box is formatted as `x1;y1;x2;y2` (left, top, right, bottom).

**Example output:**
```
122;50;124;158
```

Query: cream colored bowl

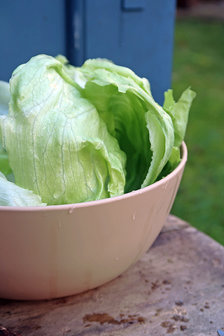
0;143;187;300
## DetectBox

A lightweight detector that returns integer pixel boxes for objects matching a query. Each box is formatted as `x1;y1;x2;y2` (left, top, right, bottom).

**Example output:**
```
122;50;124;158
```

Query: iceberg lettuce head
0;55;195;206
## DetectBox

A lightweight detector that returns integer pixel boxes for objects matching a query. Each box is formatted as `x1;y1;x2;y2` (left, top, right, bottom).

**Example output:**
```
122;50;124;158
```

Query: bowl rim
0;142;187;212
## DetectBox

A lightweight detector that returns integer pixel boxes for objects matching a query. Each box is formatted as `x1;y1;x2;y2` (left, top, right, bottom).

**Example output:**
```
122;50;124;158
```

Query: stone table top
0;215;224;336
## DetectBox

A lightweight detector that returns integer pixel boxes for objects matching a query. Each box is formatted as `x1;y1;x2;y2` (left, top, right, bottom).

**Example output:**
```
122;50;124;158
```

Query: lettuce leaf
163;88;196;147
158;88;196;178
71;59;175;191
0;172;45;206
0;81;12;176
0;55;126;205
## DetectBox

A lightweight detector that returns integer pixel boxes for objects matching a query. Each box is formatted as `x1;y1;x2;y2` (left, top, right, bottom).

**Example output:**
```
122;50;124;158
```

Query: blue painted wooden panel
68;0;176;104
66;0;86;66
1;0;176;104
0;0;66;81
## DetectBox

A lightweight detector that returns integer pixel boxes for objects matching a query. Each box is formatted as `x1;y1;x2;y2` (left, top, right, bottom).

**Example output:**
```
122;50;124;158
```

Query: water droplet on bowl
162;183;168;191
132;213;136;221
68;208;74;214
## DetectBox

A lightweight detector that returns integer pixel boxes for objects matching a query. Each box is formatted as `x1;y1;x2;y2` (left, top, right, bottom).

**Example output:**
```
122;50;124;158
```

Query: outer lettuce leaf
156;146;180;181
163;88;196;147
0;81;12;176
71;59;174;191
0;143;11;176
0;172;46;206
0;55;126;205
160;88;196;178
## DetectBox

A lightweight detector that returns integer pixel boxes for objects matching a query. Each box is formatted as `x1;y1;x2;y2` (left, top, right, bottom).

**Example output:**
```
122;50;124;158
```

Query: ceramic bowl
0;142;187;300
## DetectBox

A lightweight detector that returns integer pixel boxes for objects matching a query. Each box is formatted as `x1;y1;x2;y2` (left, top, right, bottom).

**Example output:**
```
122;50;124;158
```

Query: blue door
0;0;176;103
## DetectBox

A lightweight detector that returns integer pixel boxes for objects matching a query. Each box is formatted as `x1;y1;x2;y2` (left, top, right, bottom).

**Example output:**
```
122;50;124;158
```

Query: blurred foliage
171;19;224;245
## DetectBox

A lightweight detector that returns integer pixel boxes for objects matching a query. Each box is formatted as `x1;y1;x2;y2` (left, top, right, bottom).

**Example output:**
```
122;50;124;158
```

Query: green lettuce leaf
160;88;196;178
0;172;46;206
163;88;196;147
71;59;175;191
0;55;126;205
156;146;180;180
0;81;12;176
0;143;11;176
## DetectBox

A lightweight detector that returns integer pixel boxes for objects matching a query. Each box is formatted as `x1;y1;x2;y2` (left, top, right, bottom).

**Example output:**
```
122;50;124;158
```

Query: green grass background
171;19;224;245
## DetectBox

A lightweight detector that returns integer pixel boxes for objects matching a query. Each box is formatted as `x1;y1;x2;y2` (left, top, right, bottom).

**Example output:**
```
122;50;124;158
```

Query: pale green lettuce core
0;55;195;206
